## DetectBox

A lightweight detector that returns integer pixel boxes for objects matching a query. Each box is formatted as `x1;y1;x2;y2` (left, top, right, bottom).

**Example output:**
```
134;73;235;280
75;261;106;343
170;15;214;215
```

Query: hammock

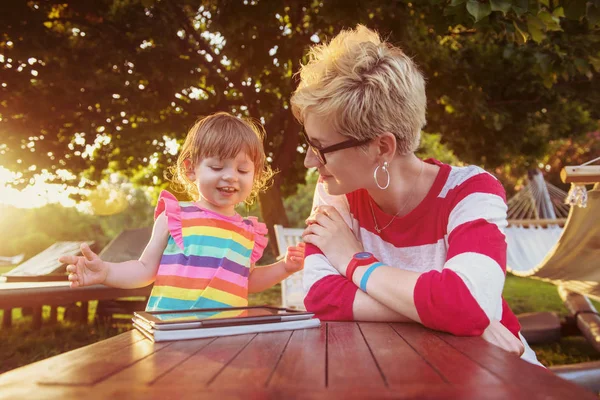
505;170;570;274
512;183;600;302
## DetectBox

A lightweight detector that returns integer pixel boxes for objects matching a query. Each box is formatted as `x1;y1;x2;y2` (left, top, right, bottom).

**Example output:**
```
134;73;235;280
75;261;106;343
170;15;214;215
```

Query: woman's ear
375;132;397;160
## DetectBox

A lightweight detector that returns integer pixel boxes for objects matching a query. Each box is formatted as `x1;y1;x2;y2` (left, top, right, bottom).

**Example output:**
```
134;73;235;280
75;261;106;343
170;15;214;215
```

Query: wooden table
0;322;595;399
0;279;152;328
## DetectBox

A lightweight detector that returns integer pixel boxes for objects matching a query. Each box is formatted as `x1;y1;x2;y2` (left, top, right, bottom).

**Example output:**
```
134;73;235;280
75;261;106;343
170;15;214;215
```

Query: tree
1;0;327;247
1;1;597;246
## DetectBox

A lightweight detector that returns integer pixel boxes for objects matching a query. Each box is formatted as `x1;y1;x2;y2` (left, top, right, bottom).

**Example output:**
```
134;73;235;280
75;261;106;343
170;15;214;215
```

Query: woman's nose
304;149;320;169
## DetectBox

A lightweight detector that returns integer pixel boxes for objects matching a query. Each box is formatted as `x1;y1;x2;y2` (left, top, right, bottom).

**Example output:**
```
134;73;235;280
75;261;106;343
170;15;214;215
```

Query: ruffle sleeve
154;190;184;251
246;216;269;264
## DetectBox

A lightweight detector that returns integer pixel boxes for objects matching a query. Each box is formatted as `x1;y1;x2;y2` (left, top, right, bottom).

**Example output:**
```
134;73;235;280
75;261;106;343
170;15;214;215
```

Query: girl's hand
302;205;363;275
284;242;306;273
481;320;525;357
58;243;109;288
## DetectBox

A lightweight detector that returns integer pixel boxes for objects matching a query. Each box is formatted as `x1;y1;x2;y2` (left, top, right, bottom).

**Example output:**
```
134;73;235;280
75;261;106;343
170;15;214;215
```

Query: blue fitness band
359;262;384;292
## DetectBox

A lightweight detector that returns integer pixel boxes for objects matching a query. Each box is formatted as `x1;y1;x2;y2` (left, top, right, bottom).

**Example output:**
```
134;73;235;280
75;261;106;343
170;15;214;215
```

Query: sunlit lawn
1;275;599;374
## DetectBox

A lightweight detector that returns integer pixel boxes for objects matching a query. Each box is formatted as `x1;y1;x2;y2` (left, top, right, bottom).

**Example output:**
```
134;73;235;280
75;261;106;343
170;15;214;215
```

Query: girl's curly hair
169;112;275;204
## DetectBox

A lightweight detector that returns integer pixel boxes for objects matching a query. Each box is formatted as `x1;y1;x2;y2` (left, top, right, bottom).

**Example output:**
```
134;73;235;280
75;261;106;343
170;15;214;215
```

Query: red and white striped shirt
303;159;521;339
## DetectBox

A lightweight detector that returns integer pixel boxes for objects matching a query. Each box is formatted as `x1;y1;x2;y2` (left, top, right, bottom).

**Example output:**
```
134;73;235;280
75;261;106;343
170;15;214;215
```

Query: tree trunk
258;175;290;256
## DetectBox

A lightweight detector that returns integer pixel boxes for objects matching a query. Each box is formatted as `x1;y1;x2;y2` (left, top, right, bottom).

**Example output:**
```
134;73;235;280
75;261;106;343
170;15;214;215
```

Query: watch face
355;252;373;259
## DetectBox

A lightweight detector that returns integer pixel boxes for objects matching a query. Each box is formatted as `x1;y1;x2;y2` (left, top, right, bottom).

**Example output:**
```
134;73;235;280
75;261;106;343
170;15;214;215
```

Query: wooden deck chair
2;241;94;282
0;254;24;267
273;225;305;310
95;227;153;324
1;241;94;326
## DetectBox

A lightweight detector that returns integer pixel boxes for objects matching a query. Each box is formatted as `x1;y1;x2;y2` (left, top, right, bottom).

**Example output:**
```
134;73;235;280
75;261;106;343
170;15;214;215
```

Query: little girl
59;112;305;311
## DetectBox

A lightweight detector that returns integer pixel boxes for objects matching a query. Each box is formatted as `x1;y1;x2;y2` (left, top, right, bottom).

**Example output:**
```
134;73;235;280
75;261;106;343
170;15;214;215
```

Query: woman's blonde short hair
291;25;426;155
171;112;274;204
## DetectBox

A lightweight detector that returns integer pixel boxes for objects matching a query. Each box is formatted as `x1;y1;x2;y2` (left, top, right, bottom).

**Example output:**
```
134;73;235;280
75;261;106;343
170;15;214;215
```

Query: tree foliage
1;0;597;239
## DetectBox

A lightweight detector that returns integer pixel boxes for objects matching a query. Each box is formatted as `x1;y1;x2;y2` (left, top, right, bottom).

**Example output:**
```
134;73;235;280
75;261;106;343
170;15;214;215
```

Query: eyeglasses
302;132;371;165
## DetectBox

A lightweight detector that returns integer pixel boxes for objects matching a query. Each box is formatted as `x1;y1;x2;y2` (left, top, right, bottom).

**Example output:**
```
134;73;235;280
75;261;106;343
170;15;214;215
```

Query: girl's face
191;151;255;216
303;113;375;196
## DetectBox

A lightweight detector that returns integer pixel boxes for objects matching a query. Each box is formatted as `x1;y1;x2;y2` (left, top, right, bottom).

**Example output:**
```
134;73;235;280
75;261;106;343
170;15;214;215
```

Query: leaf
542;73;555;89
466;0;492;22
553;7;565;18
513;20;529;44
527;16;546;43
512;0;529;16
490;0;512;14
538;11;562;31
450;0;467;5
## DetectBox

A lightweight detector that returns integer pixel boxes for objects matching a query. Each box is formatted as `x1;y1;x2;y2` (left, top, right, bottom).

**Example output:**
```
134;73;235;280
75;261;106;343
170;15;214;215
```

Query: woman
291;25;541;365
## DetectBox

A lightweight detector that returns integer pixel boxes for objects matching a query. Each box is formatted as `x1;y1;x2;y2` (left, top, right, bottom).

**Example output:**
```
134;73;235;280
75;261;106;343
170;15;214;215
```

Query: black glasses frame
302;132;371;165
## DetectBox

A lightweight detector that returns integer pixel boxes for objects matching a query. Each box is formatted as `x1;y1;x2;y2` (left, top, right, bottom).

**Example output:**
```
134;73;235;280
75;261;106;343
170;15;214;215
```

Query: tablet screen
149;307;301;323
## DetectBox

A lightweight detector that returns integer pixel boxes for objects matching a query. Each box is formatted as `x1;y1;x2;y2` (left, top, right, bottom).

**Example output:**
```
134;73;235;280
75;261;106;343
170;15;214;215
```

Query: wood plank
268;323;326;388
154;333;255;388
49;306;57;324
209;330;292;388
2;308;11;328
358;322;446;387
560;165;600;184
390;323;502;386
0;386;91;400
37;333;169;385
0;330;146;386
327;321;385;389
80;301;89;323
436;330;599;400
0;281;152;309
0;382;539;400
32;307;42;329
102;337;216;386
89;384;520;400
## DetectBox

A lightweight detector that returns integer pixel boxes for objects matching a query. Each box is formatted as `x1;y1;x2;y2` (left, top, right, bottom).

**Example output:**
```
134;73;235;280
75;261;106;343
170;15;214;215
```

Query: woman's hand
58;243;109;288
302;205;363;275
283;242;306;273
481;320;525;357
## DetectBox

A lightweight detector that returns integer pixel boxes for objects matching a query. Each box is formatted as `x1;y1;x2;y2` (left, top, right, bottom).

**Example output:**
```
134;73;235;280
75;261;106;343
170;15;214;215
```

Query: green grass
1;276;599;374
503;274;600;316
504;275;600;367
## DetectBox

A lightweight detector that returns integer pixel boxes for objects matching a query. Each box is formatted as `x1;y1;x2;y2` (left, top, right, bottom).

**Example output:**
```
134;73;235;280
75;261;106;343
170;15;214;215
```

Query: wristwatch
346;252;378;283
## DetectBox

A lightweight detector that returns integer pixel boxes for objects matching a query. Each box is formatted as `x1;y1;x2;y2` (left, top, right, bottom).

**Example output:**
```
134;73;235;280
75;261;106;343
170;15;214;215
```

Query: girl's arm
61;212;169;289
247;243;305;293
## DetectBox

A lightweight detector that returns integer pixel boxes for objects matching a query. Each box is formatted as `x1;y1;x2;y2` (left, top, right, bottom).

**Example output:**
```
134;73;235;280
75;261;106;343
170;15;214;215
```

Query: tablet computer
134;306;314;330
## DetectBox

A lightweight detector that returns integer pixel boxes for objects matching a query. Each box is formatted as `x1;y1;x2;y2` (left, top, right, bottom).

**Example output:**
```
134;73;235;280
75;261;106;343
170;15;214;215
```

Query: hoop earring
373;161;390;190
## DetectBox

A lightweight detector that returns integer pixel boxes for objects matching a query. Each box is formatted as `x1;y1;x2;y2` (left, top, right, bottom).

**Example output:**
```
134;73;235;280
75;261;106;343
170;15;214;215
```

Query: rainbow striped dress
146;191;268;311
